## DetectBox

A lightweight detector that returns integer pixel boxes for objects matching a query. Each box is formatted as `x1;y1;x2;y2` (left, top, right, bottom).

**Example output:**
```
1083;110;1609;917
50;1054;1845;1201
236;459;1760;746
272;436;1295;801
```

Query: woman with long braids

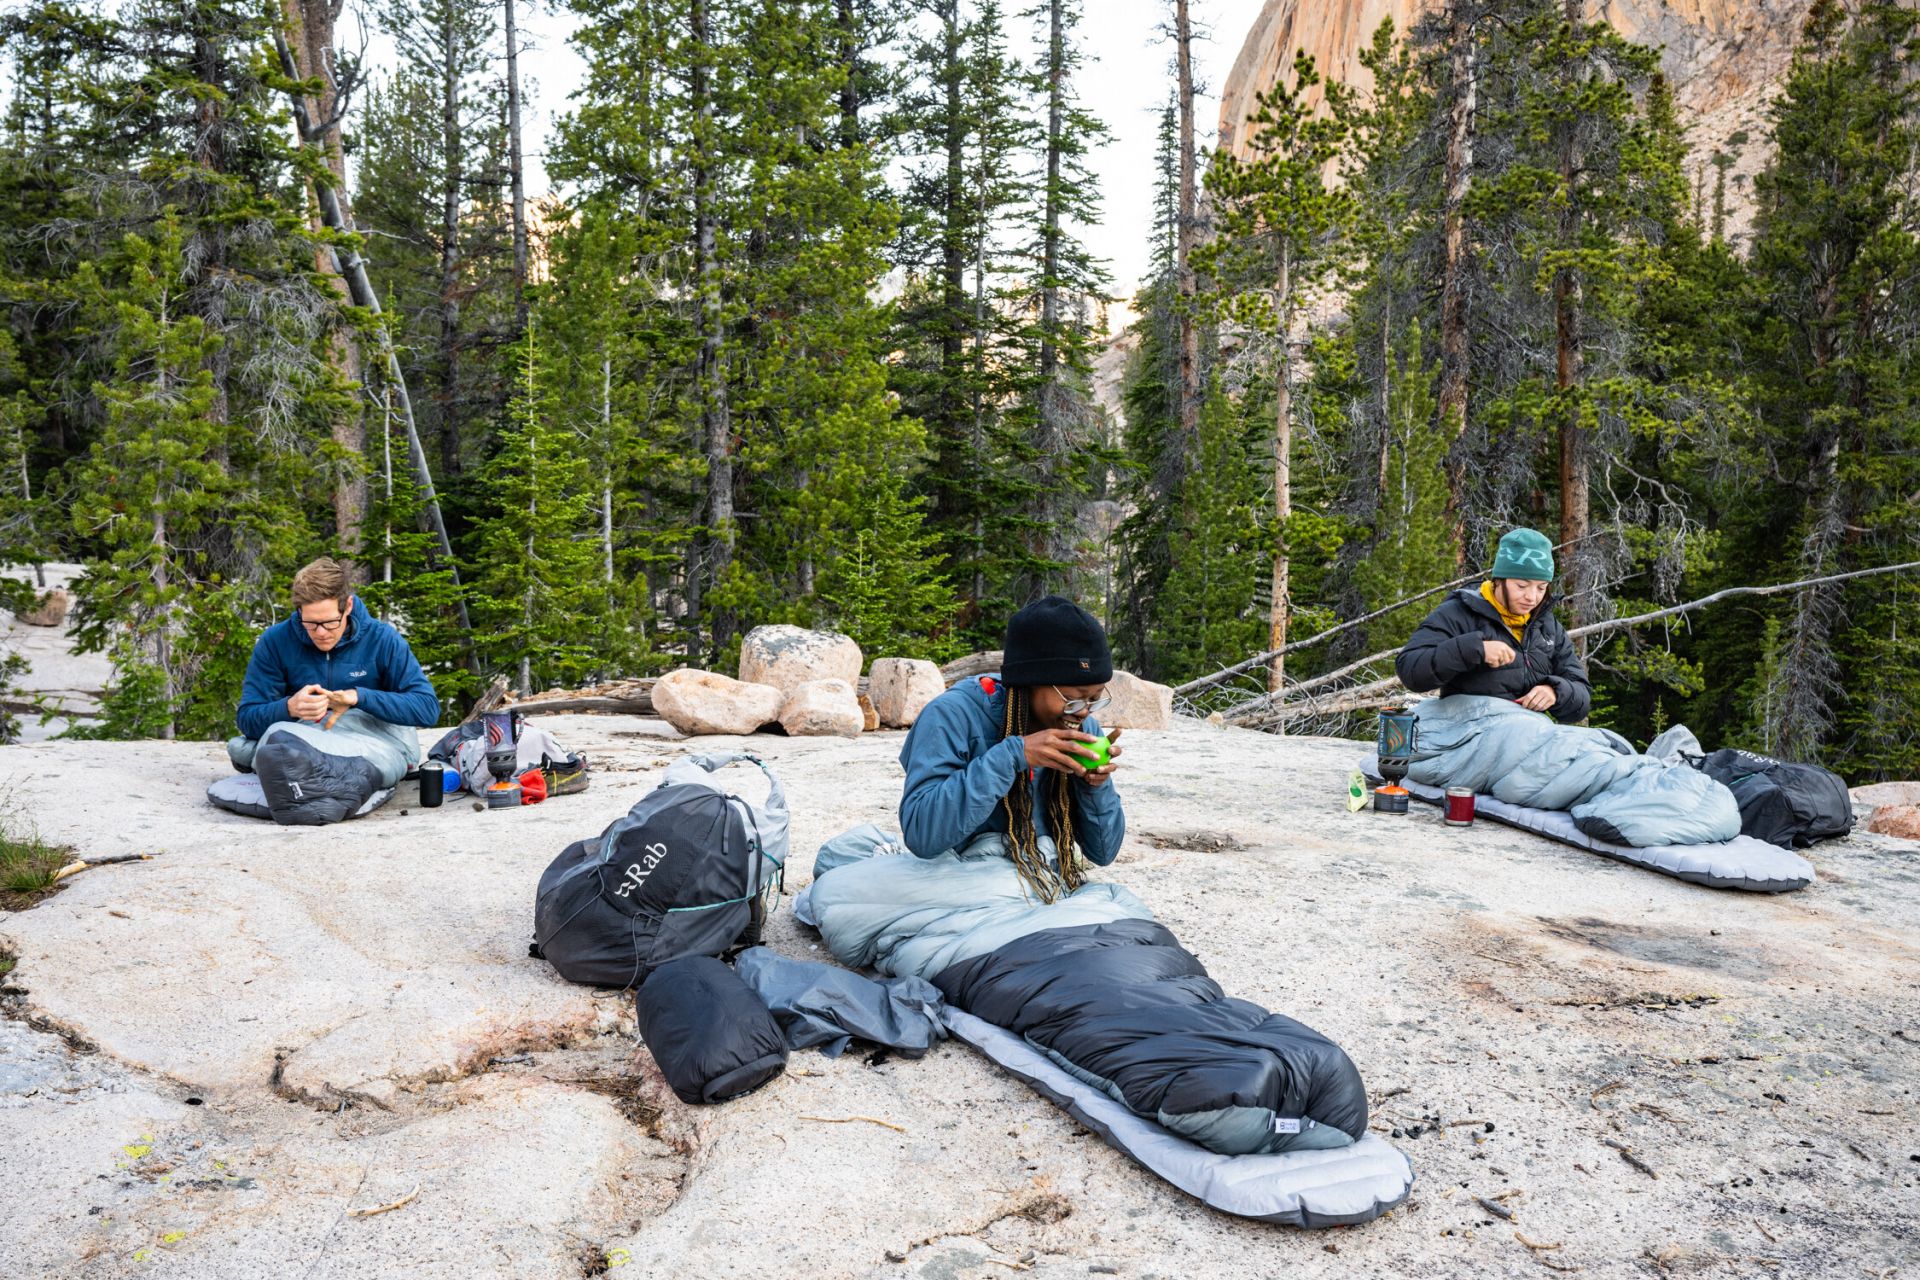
898;597;1124;902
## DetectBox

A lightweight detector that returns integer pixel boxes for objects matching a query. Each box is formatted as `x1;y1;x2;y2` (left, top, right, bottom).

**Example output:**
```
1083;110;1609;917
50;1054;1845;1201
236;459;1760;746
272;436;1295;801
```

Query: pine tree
1200;51;1353;693
1011;0;1111;600
1741;0;1920;768
468;323;603;694
1152;377;1264;682
71;218;304;740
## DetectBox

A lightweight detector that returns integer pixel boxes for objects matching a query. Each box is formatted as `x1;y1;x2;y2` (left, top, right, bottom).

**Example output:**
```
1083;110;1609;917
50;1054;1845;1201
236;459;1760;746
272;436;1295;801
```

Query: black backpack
532;752;789;988
1689;748;1853;849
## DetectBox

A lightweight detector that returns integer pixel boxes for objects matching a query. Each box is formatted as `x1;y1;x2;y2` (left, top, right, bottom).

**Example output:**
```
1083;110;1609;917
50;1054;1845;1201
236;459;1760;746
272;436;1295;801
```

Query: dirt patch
1140;828;1247;852
1534;915;1768;979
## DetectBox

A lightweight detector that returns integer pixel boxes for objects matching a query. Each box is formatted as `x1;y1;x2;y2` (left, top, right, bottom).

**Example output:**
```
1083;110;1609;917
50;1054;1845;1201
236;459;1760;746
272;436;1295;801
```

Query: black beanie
1002;596;1113;687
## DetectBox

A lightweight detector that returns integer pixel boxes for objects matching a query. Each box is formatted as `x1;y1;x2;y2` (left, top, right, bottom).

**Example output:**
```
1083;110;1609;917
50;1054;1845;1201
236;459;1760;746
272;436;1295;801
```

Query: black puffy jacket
1395;587;1592;723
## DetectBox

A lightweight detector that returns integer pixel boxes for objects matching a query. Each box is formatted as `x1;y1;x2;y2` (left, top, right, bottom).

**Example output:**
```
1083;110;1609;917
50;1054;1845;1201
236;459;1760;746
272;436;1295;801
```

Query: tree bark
505;0;530;337
1268;244;1293;699
272;28;476;651
1437;0;1478;568
940;1;966;499
601;349;615;587
1555;0;1590;635
281;0;367;562
692;0;734;655
836;0;860;148
1174;0;1200;450
437;0;464;478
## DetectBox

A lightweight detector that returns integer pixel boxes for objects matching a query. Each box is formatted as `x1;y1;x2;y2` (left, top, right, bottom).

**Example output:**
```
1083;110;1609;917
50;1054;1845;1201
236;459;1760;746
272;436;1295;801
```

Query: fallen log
941;651;1003;685
509;678;657;717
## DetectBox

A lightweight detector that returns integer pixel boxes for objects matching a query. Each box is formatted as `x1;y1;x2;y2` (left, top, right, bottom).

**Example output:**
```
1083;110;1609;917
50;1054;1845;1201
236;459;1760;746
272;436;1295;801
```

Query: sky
353;0;1274;316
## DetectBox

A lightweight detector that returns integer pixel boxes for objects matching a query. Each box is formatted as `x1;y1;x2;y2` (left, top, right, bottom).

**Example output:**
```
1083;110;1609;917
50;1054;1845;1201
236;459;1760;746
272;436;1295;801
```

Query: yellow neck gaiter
1480;580;1530;643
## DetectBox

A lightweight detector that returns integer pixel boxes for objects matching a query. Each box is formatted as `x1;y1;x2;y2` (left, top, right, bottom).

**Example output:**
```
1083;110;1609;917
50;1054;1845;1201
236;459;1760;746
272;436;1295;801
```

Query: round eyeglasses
1052;686;1111;716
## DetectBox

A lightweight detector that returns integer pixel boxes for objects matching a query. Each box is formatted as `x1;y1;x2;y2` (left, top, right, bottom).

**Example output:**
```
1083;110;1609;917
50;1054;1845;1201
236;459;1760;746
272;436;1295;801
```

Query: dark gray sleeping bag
209;711;419;825
634;955;787;1104
935;919;1366;1154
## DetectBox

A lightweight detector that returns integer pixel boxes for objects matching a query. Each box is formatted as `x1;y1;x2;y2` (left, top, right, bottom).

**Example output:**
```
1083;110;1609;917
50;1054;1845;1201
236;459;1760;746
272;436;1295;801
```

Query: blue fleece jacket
235;597;441;739
897;675;1124;865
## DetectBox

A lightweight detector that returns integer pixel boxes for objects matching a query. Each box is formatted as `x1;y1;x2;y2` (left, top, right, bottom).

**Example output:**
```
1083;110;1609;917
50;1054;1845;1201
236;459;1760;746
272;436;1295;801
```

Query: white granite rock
738;625;862;697
1100;669;1174;731
868;657;946;728
651;667;783;736
777;678;864;737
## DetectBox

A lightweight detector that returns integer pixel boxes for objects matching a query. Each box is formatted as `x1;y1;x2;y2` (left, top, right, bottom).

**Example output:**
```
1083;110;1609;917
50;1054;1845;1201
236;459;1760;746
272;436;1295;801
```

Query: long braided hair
1002;685;1084;903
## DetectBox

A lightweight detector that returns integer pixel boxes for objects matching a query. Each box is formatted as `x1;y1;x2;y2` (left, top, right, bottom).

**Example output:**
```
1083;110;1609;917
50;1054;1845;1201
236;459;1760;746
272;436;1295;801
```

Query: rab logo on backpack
612;842;669;898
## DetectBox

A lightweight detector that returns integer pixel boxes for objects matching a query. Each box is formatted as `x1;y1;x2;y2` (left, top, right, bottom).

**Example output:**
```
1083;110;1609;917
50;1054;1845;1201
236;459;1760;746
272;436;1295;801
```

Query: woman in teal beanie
1395;528;1592;723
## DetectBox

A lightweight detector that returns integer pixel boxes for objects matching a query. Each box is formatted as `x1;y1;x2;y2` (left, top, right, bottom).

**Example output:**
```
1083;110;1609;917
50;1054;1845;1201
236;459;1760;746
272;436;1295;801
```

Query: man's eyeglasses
300;615;346;634
1052;686;1111;716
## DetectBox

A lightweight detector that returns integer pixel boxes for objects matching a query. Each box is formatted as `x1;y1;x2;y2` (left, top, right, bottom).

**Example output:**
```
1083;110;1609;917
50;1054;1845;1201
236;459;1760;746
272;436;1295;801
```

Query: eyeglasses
1052;686;1111;716
300;615;346;634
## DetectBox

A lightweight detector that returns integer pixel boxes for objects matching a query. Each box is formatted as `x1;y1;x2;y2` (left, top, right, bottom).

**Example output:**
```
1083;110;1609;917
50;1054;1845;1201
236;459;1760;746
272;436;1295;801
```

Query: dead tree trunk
1437;0;1478;568
692;0;734;656
1555;0;1590;635
1174;0;1200;449
281;0;367;561
505;0;530;337
1268;243;1293;699
273;29;476;652
437;0;464;478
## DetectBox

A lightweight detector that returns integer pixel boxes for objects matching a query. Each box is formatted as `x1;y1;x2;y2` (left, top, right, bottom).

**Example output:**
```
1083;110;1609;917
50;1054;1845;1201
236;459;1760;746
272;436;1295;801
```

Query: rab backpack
531;752;789;988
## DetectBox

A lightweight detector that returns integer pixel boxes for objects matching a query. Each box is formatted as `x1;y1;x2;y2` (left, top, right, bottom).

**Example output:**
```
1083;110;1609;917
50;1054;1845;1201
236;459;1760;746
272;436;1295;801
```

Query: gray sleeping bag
209;710;420;825
1407;696;1740;847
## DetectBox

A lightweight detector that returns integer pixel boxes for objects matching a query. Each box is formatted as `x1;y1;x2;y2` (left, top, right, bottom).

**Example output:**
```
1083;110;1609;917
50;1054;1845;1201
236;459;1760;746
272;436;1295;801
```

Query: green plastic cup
1069;735;1111;770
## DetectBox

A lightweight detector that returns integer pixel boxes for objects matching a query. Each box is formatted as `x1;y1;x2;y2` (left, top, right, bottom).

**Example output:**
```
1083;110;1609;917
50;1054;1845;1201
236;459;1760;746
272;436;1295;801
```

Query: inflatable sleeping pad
798;824;1413;1226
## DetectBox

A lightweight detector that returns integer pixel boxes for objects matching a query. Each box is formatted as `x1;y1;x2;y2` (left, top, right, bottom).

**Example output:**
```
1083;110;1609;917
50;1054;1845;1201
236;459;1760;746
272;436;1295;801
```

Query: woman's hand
1022;727;1124;785
1517;684;1557;713
1022;728;1096;773
1082;727;1123;788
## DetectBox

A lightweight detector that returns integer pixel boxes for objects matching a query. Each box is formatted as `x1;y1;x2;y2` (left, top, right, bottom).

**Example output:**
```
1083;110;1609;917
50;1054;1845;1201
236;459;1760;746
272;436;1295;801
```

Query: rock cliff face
1217;0;1814;238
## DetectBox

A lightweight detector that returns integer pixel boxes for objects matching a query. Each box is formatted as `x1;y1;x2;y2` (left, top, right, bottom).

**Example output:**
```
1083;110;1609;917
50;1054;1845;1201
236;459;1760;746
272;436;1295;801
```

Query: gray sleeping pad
1361;753;1813;892
945;1009;1414;1227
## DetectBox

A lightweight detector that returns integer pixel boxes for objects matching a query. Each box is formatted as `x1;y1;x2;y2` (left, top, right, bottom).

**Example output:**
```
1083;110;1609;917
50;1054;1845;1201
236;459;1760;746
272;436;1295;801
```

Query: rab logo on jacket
349;670;368;679
612;842;670;898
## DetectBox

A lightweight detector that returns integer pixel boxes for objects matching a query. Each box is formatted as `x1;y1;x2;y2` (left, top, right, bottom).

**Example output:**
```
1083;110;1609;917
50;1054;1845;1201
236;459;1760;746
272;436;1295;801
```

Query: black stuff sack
532;752;789;988
634;955;788;1105
1689;748;1853;849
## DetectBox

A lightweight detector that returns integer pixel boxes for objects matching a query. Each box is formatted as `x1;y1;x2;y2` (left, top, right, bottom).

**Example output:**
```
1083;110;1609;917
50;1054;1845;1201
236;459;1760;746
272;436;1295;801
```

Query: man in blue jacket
898;595;1124;903
234;558;441;750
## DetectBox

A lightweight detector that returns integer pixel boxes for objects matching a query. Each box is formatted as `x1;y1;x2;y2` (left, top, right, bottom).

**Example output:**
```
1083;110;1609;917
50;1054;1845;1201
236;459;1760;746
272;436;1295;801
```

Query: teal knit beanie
1490;528;1555;581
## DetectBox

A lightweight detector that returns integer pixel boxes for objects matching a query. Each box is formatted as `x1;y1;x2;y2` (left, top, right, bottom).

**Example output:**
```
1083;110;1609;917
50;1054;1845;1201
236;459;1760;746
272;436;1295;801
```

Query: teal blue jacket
898;675;1124;865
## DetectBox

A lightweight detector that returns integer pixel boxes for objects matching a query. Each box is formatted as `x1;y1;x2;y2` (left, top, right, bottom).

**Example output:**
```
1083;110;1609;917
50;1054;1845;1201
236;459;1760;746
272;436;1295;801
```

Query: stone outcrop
738;625;862;698
0;715;1911;1277
21;587;70;627
652;668;784;736
1865;804;1920;841
1217;0;1813;242
1100;670;1175;731
777;678;865;737
868;657;946;729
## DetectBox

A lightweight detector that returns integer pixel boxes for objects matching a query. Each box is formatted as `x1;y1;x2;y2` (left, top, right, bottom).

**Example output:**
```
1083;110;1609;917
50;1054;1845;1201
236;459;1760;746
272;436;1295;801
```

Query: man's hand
1482;638;1517;668
1517;683;1558;713
320;687;358;730
287;684;330;722
1023;728;1108;776
1081;727;1124;788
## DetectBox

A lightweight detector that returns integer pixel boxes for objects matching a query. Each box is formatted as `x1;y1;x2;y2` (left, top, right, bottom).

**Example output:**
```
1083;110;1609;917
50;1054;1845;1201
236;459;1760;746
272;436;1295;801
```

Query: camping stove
1374;707;1416;814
